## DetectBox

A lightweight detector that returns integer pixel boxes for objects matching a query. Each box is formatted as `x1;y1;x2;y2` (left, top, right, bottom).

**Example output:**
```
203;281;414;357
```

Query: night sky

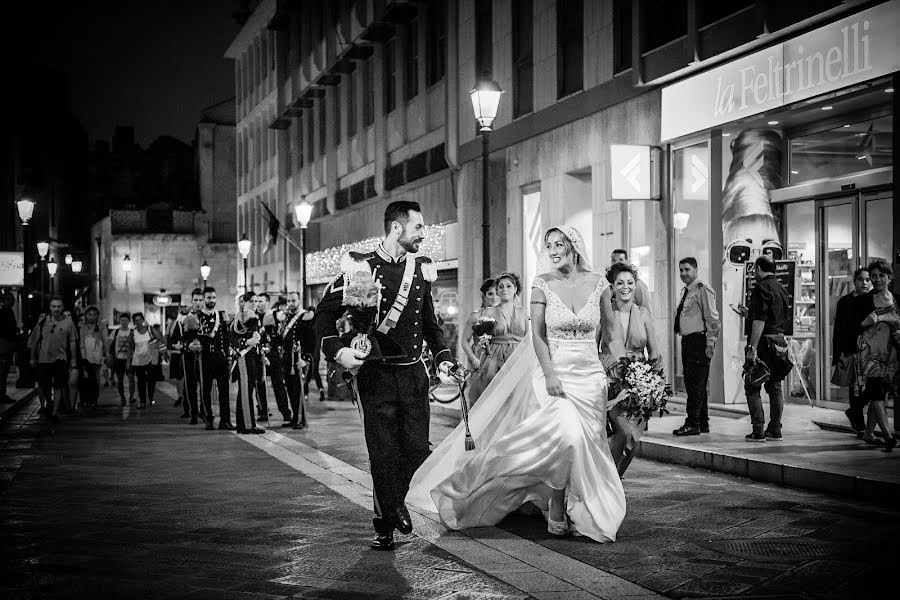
11;1;239;147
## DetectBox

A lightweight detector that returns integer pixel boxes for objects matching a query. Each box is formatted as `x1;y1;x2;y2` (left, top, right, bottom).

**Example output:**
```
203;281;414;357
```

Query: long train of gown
408;280;626;543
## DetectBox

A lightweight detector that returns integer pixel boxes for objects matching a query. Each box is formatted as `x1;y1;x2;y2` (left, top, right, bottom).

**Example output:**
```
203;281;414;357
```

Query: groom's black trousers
356;361;431;535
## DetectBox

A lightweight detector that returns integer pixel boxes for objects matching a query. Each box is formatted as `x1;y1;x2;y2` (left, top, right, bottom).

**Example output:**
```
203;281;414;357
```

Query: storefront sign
661;1;900;141
743;260;796;336
0;252;24;286
610;145;659;200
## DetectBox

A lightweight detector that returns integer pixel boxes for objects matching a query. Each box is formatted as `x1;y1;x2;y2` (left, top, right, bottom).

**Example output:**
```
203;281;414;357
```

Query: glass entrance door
818;198;857;405
816;190;893;407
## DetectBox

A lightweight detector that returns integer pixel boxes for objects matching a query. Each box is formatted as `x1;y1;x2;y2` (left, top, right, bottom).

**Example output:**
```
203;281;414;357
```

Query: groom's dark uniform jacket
315;244;450;534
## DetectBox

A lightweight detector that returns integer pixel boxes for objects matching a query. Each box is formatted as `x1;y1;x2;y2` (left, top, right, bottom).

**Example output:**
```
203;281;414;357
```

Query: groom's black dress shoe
673;425;701;436
394;506;413;535
370;533;395;551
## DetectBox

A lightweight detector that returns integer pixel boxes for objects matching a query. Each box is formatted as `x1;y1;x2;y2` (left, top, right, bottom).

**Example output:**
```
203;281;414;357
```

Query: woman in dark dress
854;260;899;452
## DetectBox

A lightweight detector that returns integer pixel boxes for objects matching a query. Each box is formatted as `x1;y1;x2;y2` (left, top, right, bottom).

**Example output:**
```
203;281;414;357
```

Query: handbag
830;354;855;388
765;335;794;381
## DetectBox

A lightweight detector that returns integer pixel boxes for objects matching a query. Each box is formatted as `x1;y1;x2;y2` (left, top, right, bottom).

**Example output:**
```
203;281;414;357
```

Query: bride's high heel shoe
547;499;568;536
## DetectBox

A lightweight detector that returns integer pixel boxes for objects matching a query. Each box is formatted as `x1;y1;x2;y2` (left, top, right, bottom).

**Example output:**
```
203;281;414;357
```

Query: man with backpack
28;297;77;421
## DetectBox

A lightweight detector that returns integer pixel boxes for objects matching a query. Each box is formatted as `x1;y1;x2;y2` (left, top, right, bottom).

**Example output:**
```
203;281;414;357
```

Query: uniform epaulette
349;250;375;261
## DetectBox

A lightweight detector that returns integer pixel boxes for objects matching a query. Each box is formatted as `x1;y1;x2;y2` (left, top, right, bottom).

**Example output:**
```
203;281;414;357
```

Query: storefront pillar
709;129;725;404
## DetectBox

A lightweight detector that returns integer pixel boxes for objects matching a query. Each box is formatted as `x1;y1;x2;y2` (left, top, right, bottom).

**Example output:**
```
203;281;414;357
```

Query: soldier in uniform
315;200;454;551
230;292;264;434
188;287;235;431
279;291;309;429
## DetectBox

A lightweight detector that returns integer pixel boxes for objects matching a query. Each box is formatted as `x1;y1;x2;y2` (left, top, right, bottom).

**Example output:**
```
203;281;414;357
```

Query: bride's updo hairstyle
607;262;638;285
494;272;522;295
544;228;582;267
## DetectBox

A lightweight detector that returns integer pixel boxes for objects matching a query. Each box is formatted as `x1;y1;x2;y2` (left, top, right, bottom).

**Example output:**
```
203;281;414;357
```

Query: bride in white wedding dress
407;226;626;542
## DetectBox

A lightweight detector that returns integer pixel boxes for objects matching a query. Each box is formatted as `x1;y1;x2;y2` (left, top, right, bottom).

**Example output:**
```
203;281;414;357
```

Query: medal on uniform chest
350;333;372;357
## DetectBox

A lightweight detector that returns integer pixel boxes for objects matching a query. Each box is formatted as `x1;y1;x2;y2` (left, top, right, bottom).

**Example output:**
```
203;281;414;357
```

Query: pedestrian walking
854;259;899;452
189;287;234;431
832;268;871;434
0;292;18;403
279;292;308;429
76;305;108;410
672;257;720;436
109;313;136;405
316;200;453;551
743;255;792;442
27;297;77;421
128;313;165;409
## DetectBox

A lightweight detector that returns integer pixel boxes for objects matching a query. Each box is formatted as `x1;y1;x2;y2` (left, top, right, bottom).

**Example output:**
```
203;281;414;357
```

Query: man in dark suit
316;201;453;551
279;292;308;429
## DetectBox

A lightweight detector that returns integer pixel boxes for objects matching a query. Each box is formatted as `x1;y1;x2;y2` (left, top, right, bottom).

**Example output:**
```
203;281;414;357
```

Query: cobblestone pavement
2;380;897;599
288;395;899;599
0;384;532;600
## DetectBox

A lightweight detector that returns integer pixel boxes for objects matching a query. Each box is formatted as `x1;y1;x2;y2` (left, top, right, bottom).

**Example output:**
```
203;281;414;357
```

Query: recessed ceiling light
722;132;731;137
843;124;850;128
857;156;866;160
821;106;833;111
790;170;799;175
886;88;894;93
767;120;779;125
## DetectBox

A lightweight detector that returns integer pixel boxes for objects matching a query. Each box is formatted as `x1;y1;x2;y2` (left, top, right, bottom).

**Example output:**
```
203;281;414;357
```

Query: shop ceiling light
843;124;850;127
767;120;779;125
821;105;833;111
791;170;799;175
886;88;894;93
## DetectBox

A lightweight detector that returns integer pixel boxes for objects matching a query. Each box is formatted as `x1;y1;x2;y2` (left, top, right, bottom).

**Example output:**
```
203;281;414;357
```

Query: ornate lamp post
294;198;313;306
47;257;58;296
36;241;49;308
71;260;83;274
200;260;211;288
64;253;73;266
238;234;252;294
470;78;503;278
16;197;35;322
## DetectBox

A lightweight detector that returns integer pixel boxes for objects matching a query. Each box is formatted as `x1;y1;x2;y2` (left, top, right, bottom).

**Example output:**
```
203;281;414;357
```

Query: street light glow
238;233;252;259
470;78;503;132
16;197;35;224
47;258;58;277
37;241;50;259
200;260;211;280
65;253;73;265
122;254;132;273
71;260;83;273
294;199;313;229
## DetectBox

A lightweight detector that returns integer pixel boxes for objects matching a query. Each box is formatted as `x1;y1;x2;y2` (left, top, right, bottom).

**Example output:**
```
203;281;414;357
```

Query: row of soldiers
168;287;313;433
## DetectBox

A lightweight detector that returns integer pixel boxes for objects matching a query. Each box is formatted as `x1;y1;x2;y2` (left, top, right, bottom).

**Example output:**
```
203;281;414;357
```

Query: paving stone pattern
294;398;899;599
0;387;531;600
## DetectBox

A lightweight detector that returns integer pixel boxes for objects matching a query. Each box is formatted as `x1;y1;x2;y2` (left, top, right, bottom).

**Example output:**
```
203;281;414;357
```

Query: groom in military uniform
316;201;454;551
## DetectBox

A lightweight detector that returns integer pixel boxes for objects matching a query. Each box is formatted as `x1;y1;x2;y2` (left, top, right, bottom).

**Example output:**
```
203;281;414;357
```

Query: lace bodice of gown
532;276;608;341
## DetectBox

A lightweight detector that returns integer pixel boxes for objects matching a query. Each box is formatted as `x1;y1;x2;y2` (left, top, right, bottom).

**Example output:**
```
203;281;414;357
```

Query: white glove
336;347;366;370
437;361;456;385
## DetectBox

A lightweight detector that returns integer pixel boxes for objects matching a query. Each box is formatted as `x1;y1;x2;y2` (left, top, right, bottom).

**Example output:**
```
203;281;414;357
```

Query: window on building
557;0;583;98
426;0;447;86
363;56;375;127
306;111;314;164
642;0;687;52
334;87;341;145
384;38;397;113
347;69;357;139
404;19;419;101
475;0;492;78
512;0;533;118
318;99;327;156
613;0;632;73
261;37;268;83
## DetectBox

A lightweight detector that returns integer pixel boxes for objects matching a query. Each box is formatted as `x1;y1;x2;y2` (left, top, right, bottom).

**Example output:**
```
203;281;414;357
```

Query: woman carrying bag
127;313;166;409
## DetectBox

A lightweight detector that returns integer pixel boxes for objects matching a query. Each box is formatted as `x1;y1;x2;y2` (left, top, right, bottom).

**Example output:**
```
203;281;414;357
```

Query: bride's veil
406;225;592;513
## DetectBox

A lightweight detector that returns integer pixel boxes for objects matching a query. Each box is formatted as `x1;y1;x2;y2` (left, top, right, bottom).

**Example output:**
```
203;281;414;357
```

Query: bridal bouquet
472;316;497;358
342;269;383;333
611;356;672;421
